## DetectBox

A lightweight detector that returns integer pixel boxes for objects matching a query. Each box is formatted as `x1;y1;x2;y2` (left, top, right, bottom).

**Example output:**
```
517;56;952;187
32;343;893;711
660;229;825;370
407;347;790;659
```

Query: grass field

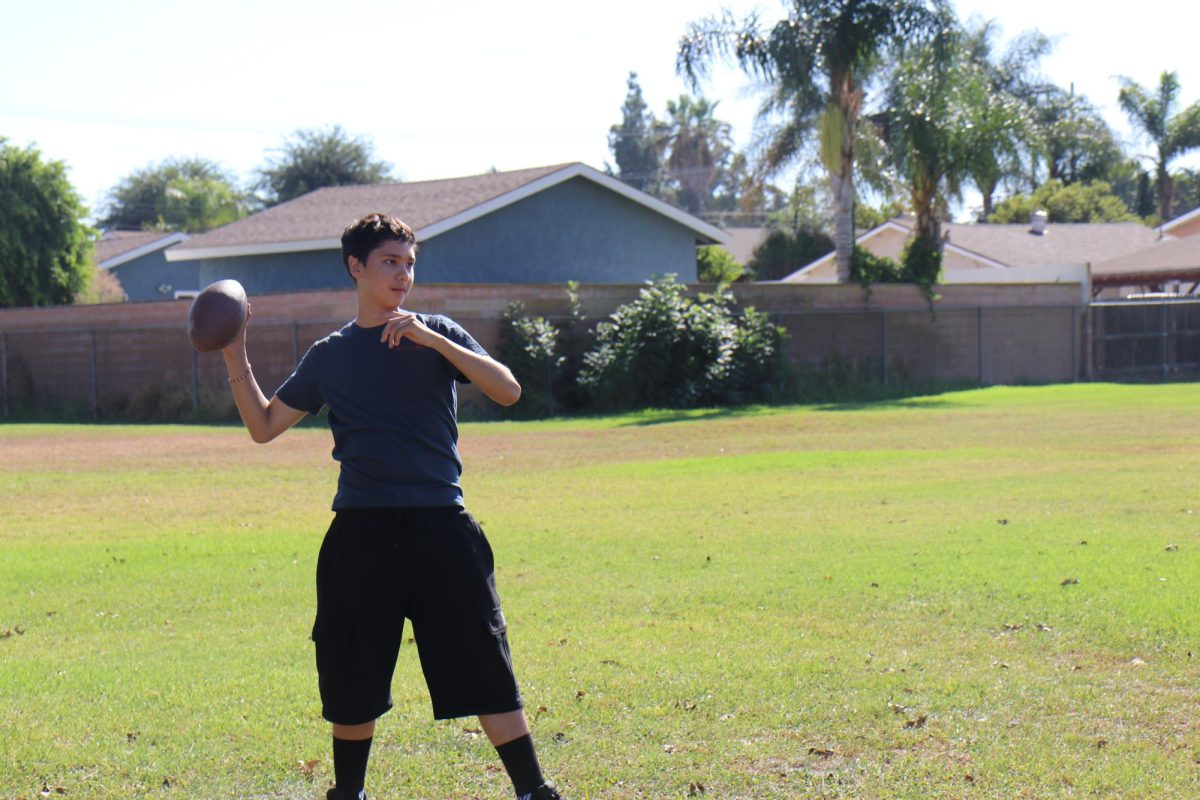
2;383;1200;799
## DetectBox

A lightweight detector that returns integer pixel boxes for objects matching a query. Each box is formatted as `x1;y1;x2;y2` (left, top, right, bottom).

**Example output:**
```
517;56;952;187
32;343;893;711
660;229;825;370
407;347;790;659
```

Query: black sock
332;736;372;799
494;734;545;796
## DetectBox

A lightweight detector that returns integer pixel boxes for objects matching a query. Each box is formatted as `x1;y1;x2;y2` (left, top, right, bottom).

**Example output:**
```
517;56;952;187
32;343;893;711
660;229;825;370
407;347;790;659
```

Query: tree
696;244;745;284
0;138;93;307
256;125;393;206
878;29;982;283
658;95;732;214
1118;71;1200;222
607;72;663;194
100;157;247;233
1027;88;1126;190
679;0;952;282
988;179;1138;224
958;21;1043;219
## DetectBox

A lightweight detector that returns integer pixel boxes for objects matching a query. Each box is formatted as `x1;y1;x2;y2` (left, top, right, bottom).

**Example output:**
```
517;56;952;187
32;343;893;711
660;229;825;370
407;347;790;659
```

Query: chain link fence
1091;300;1200;380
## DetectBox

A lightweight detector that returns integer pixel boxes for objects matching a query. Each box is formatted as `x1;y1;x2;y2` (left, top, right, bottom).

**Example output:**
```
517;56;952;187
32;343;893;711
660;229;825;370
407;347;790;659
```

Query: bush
747;228;835;281
850;245;903;286
696;245;744;284
498;301;564;418
579;275;786;410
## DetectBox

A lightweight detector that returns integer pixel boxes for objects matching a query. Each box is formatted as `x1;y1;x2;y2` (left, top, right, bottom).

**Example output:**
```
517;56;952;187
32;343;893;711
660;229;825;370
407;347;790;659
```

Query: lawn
2;384;1199;799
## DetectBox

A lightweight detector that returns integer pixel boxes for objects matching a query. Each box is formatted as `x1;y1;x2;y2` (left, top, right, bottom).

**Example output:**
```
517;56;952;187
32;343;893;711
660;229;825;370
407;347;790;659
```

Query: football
187;279;248;352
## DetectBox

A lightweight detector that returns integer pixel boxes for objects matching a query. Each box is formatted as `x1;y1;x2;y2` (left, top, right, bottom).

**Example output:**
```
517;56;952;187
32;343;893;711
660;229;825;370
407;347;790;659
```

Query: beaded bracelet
228;365;252;385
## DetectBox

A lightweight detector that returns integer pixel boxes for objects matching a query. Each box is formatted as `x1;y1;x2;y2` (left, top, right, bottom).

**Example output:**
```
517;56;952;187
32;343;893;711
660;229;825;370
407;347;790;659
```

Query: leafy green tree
256;125;393;206
100;157;247;232
696;244;744;284
679;0;952;282
1029;88;1126;189
1118;71;1200;222
748;228;835;281
988;179;1138;223
607;72;663;194
1171;168;1200;221
0;138;93;307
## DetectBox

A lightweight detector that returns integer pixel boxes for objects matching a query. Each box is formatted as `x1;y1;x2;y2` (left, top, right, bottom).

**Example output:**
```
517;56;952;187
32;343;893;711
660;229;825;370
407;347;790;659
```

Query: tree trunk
832;169;855;282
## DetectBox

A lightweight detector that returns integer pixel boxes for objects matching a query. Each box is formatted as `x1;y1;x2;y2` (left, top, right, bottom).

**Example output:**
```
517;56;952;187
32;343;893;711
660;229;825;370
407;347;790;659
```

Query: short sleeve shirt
275;314;488;510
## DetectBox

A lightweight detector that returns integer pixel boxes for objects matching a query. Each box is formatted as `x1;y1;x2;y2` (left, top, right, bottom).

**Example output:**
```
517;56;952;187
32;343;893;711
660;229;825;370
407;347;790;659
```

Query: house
1092;235;1200;295
165;163;727;294
782;216;1165;285
95;230;191;301
1162;205;1200;239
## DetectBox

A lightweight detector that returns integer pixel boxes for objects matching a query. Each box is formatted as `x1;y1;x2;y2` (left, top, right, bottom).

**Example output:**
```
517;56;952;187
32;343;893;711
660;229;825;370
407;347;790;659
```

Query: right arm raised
222;309;307;443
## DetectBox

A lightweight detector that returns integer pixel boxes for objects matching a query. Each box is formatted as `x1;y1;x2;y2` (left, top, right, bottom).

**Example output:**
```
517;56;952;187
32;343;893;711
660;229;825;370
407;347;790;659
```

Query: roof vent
1030;209;1048;235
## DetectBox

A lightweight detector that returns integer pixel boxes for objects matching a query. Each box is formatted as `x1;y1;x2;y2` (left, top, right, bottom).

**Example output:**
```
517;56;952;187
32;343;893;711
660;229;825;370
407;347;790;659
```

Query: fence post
90;330;99;419
192;347;199;410
1070;306;1078;382
978;307;985;385
292;322;300;364
880;311;889;386
1;331;8;418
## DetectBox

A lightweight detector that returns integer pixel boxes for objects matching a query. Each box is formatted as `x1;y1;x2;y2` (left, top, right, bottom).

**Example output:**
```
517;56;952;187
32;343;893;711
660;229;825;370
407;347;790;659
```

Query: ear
348;255;365;277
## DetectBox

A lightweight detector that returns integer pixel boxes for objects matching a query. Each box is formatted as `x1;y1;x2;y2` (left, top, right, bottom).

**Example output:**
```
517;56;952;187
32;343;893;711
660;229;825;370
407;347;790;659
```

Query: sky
3;0;1198;223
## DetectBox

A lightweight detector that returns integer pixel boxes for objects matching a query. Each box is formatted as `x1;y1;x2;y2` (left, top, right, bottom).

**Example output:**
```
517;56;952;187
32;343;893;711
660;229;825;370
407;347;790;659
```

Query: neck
354;301;403;328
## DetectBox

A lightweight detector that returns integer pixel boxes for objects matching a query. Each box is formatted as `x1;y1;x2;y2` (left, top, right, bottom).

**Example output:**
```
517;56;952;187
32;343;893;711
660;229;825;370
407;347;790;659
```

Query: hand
381;311;440;349
224;302;252;353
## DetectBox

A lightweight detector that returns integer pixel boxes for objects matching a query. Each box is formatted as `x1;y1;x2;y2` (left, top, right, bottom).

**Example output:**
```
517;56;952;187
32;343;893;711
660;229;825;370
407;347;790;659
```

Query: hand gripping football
187;279;248;352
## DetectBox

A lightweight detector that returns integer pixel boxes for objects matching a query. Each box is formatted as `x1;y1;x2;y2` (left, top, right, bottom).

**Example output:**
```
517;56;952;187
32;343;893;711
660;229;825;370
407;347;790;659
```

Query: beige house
1163;205;1200;238
782;217;1164;284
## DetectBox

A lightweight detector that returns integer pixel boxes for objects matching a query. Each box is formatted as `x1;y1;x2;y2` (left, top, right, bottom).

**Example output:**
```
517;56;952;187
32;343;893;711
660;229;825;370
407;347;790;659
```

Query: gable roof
783;218;1164;281
95;230;189;269
1091;234;1200;286
1163;205;1200;235
167;162;726;262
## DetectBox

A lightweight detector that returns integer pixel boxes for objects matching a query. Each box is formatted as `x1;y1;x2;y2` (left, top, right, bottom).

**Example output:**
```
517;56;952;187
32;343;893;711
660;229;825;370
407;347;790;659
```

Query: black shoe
528;783;562;800
326;790;366;800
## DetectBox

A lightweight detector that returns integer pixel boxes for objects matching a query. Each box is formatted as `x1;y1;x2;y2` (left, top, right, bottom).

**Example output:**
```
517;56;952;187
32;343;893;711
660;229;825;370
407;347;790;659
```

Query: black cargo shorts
311;506;523;724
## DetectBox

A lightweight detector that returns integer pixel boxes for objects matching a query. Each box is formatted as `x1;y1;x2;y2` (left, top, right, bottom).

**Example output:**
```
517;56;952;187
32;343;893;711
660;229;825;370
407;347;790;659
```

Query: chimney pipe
1030;210;1048;235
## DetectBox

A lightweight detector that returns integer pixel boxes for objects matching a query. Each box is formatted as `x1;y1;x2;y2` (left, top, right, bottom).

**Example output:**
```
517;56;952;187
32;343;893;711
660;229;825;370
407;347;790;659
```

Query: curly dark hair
340;212;419;280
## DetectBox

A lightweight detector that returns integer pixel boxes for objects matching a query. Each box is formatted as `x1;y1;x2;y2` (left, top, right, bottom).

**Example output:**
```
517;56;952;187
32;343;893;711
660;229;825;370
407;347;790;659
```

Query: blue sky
3;0;1197;221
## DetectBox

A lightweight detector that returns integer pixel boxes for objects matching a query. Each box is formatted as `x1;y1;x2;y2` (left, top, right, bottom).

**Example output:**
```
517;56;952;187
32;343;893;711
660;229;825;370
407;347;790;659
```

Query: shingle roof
1091;235;1200;285
167;163;726;262
943;222;1164;268
94;230;188;268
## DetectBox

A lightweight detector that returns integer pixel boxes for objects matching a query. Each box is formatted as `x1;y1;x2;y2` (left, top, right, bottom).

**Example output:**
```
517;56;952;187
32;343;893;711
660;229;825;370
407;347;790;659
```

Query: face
349;240;416;310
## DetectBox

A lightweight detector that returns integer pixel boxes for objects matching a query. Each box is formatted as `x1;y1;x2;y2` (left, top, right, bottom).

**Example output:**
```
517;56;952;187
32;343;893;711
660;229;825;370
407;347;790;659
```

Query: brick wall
0;282;1084;417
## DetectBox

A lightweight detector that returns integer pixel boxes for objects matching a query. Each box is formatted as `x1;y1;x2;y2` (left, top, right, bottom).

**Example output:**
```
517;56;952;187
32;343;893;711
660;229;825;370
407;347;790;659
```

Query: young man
220;212;562;800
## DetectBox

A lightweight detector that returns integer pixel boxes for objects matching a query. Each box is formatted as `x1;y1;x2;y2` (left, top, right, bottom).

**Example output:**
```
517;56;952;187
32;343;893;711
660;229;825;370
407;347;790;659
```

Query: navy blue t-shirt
275;314;488;510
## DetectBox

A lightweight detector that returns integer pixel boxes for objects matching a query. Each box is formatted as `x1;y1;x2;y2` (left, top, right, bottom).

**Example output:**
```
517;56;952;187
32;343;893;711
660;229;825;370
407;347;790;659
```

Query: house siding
187;176;700;292
417;177;699;283
110;249;201;302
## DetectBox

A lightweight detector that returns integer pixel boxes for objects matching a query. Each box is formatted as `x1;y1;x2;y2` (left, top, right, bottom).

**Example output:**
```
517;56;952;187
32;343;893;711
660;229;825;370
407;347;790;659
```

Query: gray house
96;230;191;301
165;163;727;293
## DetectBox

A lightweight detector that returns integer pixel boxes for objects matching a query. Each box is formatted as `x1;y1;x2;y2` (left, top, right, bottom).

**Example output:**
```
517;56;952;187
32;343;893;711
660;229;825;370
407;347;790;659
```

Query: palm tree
678;0;952;281
658;96;732;214
1118;71;1200;223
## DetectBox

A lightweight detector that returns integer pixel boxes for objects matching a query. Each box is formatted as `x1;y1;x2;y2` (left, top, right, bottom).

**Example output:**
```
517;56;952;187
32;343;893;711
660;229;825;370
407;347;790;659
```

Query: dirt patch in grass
1;427;331;473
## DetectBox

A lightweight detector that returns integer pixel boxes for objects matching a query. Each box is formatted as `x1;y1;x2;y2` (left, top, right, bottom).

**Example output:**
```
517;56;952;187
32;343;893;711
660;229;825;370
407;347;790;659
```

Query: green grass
3;383;1200;799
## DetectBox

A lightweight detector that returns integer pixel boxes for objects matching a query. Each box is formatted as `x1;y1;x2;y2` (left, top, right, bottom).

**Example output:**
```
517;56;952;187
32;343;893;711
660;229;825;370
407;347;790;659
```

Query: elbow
248;427;276;445
497;380;522;407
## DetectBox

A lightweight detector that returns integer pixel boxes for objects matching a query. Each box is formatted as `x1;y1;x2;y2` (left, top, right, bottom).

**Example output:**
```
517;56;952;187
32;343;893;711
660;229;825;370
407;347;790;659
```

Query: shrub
498;301;564;417
579;275;786;410
696;245;744;284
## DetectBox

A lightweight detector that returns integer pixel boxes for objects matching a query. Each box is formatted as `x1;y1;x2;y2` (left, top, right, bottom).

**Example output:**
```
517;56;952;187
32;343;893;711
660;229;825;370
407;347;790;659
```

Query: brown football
187;279;248;352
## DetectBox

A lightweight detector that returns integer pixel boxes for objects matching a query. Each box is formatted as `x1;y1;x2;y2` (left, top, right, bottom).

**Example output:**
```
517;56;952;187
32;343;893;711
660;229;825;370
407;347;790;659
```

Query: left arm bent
382;313;522;406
